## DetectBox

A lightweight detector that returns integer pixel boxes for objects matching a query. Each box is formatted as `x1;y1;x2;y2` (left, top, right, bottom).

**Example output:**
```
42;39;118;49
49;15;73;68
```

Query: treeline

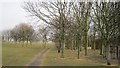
23;1;120;65
2;23;49;47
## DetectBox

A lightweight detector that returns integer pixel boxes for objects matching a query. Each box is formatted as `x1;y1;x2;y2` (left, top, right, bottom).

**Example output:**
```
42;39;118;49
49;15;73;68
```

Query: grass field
2;42;46;66
2;42;119;67
42;45;118;66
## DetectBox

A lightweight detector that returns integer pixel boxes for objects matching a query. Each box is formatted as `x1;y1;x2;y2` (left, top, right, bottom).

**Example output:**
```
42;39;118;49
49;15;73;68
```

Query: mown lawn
2;42;45;66
42;45;118;66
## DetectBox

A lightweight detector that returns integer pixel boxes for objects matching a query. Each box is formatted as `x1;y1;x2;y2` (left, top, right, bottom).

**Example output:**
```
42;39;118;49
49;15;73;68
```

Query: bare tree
23;1;72;58
39;24;49;48
2;29;11;42
11;23;34;47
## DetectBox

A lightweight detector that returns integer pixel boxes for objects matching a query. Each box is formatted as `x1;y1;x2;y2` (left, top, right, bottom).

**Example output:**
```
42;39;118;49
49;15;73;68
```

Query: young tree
39;25;49;48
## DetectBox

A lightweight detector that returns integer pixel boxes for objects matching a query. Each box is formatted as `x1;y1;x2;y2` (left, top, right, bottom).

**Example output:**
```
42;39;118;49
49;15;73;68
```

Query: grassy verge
2;42;45;66
42;45;118;66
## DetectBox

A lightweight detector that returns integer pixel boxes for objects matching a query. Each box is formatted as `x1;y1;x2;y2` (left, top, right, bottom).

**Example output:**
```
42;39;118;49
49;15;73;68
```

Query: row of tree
23;1;120;65
2;23;49;47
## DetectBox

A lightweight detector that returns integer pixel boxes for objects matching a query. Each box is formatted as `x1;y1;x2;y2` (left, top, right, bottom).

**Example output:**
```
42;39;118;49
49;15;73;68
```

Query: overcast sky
0;0;32;31
0;0;117;31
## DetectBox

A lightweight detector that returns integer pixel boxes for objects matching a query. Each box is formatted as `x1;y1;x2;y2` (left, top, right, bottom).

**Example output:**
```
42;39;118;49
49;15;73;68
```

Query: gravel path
27;48;49;67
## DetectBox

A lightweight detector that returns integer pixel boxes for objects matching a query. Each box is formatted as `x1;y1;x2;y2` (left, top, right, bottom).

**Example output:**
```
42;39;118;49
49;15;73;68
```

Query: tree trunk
93;41;96;51
71;39;74;50
77;39;80;59
78;45;80;59
103;46;106;58
58;40;61;53
61;42;64;58
85;36;88;56
106;45;111;65
116;46;118;59
61;31;65;58
93;30;96;51
100;42;104;55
